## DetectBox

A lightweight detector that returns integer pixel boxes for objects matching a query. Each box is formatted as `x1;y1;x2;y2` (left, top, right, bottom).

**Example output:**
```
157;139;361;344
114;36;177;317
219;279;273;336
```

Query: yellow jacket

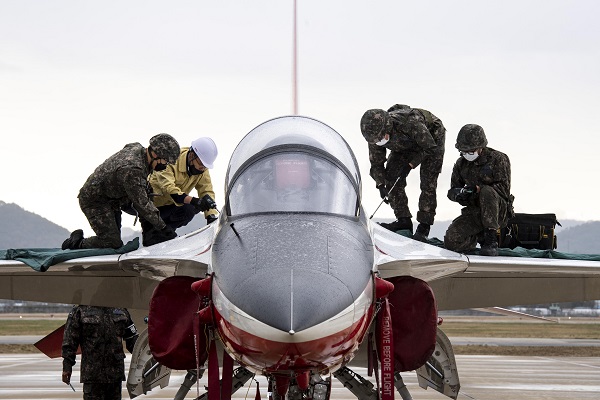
149;147;218;218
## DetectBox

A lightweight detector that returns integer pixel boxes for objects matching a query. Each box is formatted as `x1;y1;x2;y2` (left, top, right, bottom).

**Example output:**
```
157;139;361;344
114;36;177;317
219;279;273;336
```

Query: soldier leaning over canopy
444;124;514;256
61;134;181;250
360;104;446;242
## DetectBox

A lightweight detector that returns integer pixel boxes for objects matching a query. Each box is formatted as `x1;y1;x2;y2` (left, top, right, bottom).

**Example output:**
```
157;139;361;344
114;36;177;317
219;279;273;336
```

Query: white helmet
191;137;218;169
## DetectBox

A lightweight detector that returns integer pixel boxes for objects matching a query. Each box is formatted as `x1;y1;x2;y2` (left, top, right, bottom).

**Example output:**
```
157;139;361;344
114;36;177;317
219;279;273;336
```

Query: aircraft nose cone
212;214;373;332
236;267;353;332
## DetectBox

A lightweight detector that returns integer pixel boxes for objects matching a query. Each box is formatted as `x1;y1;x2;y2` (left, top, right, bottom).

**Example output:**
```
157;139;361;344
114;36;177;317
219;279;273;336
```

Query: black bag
499;213;561;250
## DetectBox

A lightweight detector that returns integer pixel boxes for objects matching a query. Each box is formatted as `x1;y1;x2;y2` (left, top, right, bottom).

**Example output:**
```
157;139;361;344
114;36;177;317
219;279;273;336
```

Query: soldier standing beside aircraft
62;305;139;399
360;104;446;241
61;134;180;250
143;137;219;246
444;124;513;256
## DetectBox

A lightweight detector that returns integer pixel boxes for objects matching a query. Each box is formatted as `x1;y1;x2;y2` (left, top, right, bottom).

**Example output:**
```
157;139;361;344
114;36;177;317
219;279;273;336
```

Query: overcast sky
1;0;599;235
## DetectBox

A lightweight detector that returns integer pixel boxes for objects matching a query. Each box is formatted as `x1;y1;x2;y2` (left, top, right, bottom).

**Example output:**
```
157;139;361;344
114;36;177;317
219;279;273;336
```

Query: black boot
379;217;413;233
141;219;155;247
480;228;498;256
61;229;84;250
413;223;430;243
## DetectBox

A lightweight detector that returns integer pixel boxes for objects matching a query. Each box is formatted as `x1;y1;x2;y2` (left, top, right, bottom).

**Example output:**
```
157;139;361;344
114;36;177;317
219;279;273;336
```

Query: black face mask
187;162;204;176
186;150;204;176
149;150;167;171
154;162;167;171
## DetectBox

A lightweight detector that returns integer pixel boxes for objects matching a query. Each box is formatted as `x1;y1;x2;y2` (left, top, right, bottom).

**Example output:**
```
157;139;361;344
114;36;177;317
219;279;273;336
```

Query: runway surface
0;353;599;400
6;335;600;347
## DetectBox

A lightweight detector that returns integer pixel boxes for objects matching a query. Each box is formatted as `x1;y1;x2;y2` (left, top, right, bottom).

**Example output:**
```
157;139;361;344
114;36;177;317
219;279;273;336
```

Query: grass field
0;315;599;356
440;318;600;339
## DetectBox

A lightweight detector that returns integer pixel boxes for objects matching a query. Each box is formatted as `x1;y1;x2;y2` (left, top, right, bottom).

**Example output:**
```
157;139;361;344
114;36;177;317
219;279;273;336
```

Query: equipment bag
499;213;561;250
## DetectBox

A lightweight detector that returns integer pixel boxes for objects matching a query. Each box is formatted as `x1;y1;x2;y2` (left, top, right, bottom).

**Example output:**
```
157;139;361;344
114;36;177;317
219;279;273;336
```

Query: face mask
375;136;389;146
154;162;167;171
187;163;204;176
461;151;479;162
186;153;205;176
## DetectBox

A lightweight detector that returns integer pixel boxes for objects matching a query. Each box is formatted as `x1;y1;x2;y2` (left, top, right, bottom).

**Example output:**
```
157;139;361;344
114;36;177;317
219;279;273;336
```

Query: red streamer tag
255;381;261;400
378;298;395;400
208;340;220;400
221;349;234;400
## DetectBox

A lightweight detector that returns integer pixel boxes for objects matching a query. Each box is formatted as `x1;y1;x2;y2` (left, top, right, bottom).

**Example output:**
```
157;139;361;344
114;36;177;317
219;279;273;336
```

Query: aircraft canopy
225;116;361;217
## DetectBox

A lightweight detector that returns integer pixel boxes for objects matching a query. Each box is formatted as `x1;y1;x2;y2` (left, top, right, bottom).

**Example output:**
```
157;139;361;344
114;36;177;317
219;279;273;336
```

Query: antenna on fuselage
292;0;298;115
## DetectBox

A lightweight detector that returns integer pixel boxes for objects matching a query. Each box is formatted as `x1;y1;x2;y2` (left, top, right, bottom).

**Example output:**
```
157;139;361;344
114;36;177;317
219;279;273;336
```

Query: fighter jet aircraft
1;115;600;400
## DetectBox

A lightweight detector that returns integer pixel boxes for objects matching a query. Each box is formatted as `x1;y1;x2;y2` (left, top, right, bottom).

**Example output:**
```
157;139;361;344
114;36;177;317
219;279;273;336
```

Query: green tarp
0;238;140;272
396;230;600;261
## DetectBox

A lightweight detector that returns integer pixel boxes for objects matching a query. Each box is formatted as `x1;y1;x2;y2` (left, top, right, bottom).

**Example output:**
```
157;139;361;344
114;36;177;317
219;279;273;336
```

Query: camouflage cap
360;109;392;143
456;124;488;151
149;133;180;164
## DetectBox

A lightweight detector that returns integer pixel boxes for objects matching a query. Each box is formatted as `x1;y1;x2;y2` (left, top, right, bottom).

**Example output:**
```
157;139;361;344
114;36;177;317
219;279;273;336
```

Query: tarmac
0;352;599;400
5;335;600;347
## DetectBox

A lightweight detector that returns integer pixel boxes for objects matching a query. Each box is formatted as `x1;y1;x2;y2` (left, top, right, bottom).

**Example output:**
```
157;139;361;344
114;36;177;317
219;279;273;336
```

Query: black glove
377;184;389;204
206;214;218;224
450;185;476;206
398;163;412;179
191;195;217;212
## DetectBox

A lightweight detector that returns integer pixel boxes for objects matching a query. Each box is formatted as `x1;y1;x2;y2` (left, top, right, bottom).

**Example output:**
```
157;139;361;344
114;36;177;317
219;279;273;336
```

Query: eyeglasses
189;151;206;170
459;150;477;156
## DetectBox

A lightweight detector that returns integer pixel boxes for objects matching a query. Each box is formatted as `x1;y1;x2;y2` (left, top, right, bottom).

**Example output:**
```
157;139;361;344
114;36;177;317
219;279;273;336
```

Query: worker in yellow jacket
142;137;219;246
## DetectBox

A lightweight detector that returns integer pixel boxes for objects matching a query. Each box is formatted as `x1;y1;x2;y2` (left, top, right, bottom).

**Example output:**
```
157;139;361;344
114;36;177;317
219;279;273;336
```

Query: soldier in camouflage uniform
62;305;139;400
62;134;181;250
360;104;446;242
444;124;513;256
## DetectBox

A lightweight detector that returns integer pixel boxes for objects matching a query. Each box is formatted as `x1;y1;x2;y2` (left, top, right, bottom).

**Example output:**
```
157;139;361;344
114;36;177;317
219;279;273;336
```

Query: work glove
62;370;71;385
377;184;389;204
398;163;412;179
206;214;218;224
449;185;476;206
191;195;217;212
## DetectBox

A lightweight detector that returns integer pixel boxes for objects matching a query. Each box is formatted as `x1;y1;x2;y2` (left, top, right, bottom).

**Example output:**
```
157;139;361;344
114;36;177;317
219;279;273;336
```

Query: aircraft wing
0;224;216;309
372;223;600;311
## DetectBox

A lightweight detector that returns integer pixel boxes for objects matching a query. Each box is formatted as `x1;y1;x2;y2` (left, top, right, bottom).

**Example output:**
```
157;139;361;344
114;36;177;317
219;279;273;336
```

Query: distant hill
1;200;598;254
0;200;208;250
0;201;69;248
556;221;600;254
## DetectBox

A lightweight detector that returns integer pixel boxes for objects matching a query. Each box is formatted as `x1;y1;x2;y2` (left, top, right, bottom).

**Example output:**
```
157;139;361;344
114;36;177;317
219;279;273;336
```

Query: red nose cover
148;276;209;370
376;276;437;372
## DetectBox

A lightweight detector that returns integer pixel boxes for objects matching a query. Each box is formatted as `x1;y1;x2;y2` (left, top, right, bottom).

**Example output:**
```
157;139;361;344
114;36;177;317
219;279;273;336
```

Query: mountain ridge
1;201;599;254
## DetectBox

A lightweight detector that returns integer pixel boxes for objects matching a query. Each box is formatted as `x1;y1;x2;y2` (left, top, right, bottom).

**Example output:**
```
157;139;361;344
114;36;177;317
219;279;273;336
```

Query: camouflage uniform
62;306;138;400
444;147;512;253
77;143;166;249
368;105;445;225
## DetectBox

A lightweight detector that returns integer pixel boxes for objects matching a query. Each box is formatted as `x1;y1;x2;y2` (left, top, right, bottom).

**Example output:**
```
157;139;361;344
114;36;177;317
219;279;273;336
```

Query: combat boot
413;223;430;243
61;229;84;250
480;228;498;256
379;217;413;233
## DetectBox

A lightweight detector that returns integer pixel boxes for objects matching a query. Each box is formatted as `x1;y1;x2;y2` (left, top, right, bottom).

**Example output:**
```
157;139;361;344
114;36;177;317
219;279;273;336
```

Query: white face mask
461;151;479;162
375;137;389;146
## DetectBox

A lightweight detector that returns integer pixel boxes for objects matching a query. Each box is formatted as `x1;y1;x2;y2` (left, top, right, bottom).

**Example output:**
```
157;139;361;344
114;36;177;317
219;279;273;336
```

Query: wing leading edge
372;223;600;310
0;224;216;309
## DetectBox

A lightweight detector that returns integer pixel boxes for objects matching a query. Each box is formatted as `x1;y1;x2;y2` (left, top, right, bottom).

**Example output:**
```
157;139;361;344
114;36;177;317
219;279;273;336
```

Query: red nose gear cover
376;276;437;372
148;276;209;370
